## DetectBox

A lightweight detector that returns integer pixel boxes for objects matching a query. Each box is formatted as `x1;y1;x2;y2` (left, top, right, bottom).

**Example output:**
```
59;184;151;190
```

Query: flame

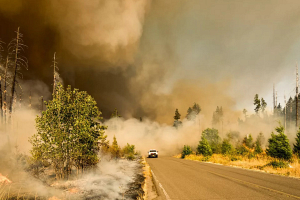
0;173;12;184
67;187;79;194
48;197;61;200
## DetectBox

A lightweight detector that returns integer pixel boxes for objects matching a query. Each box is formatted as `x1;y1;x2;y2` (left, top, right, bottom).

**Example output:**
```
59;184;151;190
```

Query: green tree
261;98;267;113
221;139;233;155
266;125;292;160
202;128;221;153
254;132;265;154
254;140;263;154
197;136;212;156
181;145;192;158
186;103;201;120
212;106;223;128
293;128;300;157
30;84;107;179
111;108;121;118
123;143;136;160
242;134;254;148
111;135;121;159
173;108;182;127
254;94;261;114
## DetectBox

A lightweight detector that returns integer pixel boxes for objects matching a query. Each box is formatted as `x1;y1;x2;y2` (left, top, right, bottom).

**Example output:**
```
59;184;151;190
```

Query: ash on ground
52;157;145;200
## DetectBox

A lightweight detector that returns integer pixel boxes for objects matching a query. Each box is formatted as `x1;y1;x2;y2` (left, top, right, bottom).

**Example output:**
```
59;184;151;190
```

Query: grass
177;153;300;178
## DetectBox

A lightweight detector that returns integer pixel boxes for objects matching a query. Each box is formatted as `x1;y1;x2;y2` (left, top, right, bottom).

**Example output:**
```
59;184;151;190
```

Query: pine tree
212;106;223;128
242;134;254;148
254;132;265;154
254;140;263;154
266;125;292;160
111;108;121;118
261;98;267;113
221;139;233;155
202;128;221;153
186;103;201;120
293;128;300;157
111;135;121;159
181;145;192;158
254;94;261;114
197;136;212;156
173;108;182;128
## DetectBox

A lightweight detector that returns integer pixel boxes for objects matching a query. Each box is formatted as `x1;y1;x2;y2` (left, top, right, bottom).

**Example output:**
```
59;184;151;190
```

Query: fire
48;197;61;200
0;173;12;184
68;187;79;194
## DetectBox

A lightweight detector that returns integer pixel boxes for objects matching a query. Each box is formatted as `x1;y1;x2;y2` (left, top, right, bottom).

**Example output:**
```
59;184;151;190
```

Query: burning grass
177;153;300;178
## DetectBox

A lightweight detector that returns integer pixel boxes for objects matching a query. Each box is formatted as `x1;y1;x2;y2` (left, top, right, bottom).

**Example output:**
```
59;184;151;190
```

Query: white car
148;149;158;158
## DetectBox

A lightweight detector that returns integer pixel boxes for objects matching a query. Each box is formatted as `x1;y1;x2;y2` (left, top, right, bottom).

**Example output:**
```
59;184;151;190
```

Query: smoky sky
1;0;300;123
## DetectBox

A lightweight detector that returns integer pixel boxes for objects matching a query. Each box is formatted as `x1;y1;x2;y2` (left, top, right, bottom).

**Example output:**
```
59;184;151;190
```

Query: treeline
181;125;300;163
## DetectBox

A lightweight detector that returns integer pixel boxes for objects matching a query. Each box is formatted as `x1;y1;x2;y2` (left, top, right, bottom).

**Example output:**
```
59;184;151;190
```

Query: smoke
1;0;300;122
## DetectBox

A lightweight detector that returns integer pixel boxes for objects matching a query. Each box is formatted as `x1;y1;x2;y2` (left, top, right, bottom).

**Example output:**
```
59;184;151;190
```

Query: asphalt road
146;156;300;200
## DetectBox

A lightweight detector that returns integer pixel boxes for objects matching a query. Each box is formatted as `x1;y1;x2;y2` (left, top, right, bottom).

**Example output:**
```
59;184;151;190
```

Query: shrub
221;139;233;155
266;160;289;169
236;144;249;155
242;134;254;148
181;145;193;158
126;153;135;160
202;128;222;153
197;136;213;157
254;140;263;154
122;143;136;160
123;143;135;155
266;125;292;160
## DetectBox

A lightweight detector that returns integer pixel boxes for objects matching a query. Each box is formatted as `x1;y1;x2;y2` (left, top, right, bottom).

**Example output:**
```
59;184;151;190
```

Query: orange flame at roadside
0;173;12;184
68;187;79;194
48;197;61;200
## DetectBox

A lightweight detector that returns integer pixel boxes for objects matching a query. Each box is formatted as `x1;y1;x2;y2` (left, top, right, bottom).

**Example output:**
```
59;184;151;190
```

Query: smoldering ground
0;108;144;200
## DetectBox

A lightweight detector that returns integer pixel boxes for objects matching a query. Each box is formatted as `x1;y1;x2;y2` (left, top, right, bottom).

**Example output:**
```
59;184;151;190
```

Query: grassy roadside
175;153;300;178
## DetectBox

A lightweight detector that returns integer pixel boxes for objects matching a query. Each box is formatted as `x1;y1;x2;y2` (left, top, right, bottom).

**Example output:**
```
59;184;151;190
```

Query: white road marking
151;170;171;200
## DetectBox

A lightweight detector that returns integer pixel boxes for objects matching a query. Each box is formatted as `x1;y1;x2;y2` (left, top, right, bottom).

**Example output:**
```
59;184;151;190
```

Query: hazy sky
1;0;300;123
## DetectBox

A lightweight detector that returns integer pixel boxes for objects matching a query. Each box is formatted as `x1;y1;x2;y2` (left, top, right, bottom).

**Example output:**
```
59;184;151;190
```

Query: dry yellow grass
176;154;300;178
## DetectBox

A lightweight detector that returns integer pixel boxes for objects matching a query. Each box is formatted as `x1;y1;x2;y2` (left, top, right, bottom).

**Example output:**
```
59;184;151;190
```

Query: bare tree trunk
9;27;20;114
0;76;2;123
3;56;8;124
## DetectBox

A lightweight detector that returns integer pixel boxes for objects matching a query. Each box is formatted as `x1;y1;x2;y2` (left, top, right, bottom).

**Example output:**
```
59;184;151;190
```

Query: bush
221;140;233;155
266;125;292;160
123;143;135;155
242;134;254;148
254;140;263;154
125;153;135;160
202;128;222;153
236;144;249;155
266;160;289;169
197;136;213;156
181;145;193;158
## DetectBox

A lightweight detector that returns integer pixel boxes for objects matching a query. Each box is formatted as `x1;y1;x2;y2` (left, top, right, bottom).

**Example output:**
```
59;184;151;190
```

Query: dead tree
0;39;4;121
0;76;2;122
8;27;28;114
3;56;10;124
52;52;59;96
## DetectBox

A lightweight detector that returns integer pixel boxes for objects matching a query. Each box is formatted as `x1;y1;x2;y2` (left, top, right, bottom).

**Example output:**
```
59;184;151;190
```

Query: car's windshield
150;150;157;152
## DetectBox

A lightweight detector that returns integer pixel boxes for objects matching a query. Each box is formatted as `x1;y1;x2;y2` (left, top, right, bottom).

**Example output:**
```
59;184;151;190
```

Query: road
146;156;300;200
